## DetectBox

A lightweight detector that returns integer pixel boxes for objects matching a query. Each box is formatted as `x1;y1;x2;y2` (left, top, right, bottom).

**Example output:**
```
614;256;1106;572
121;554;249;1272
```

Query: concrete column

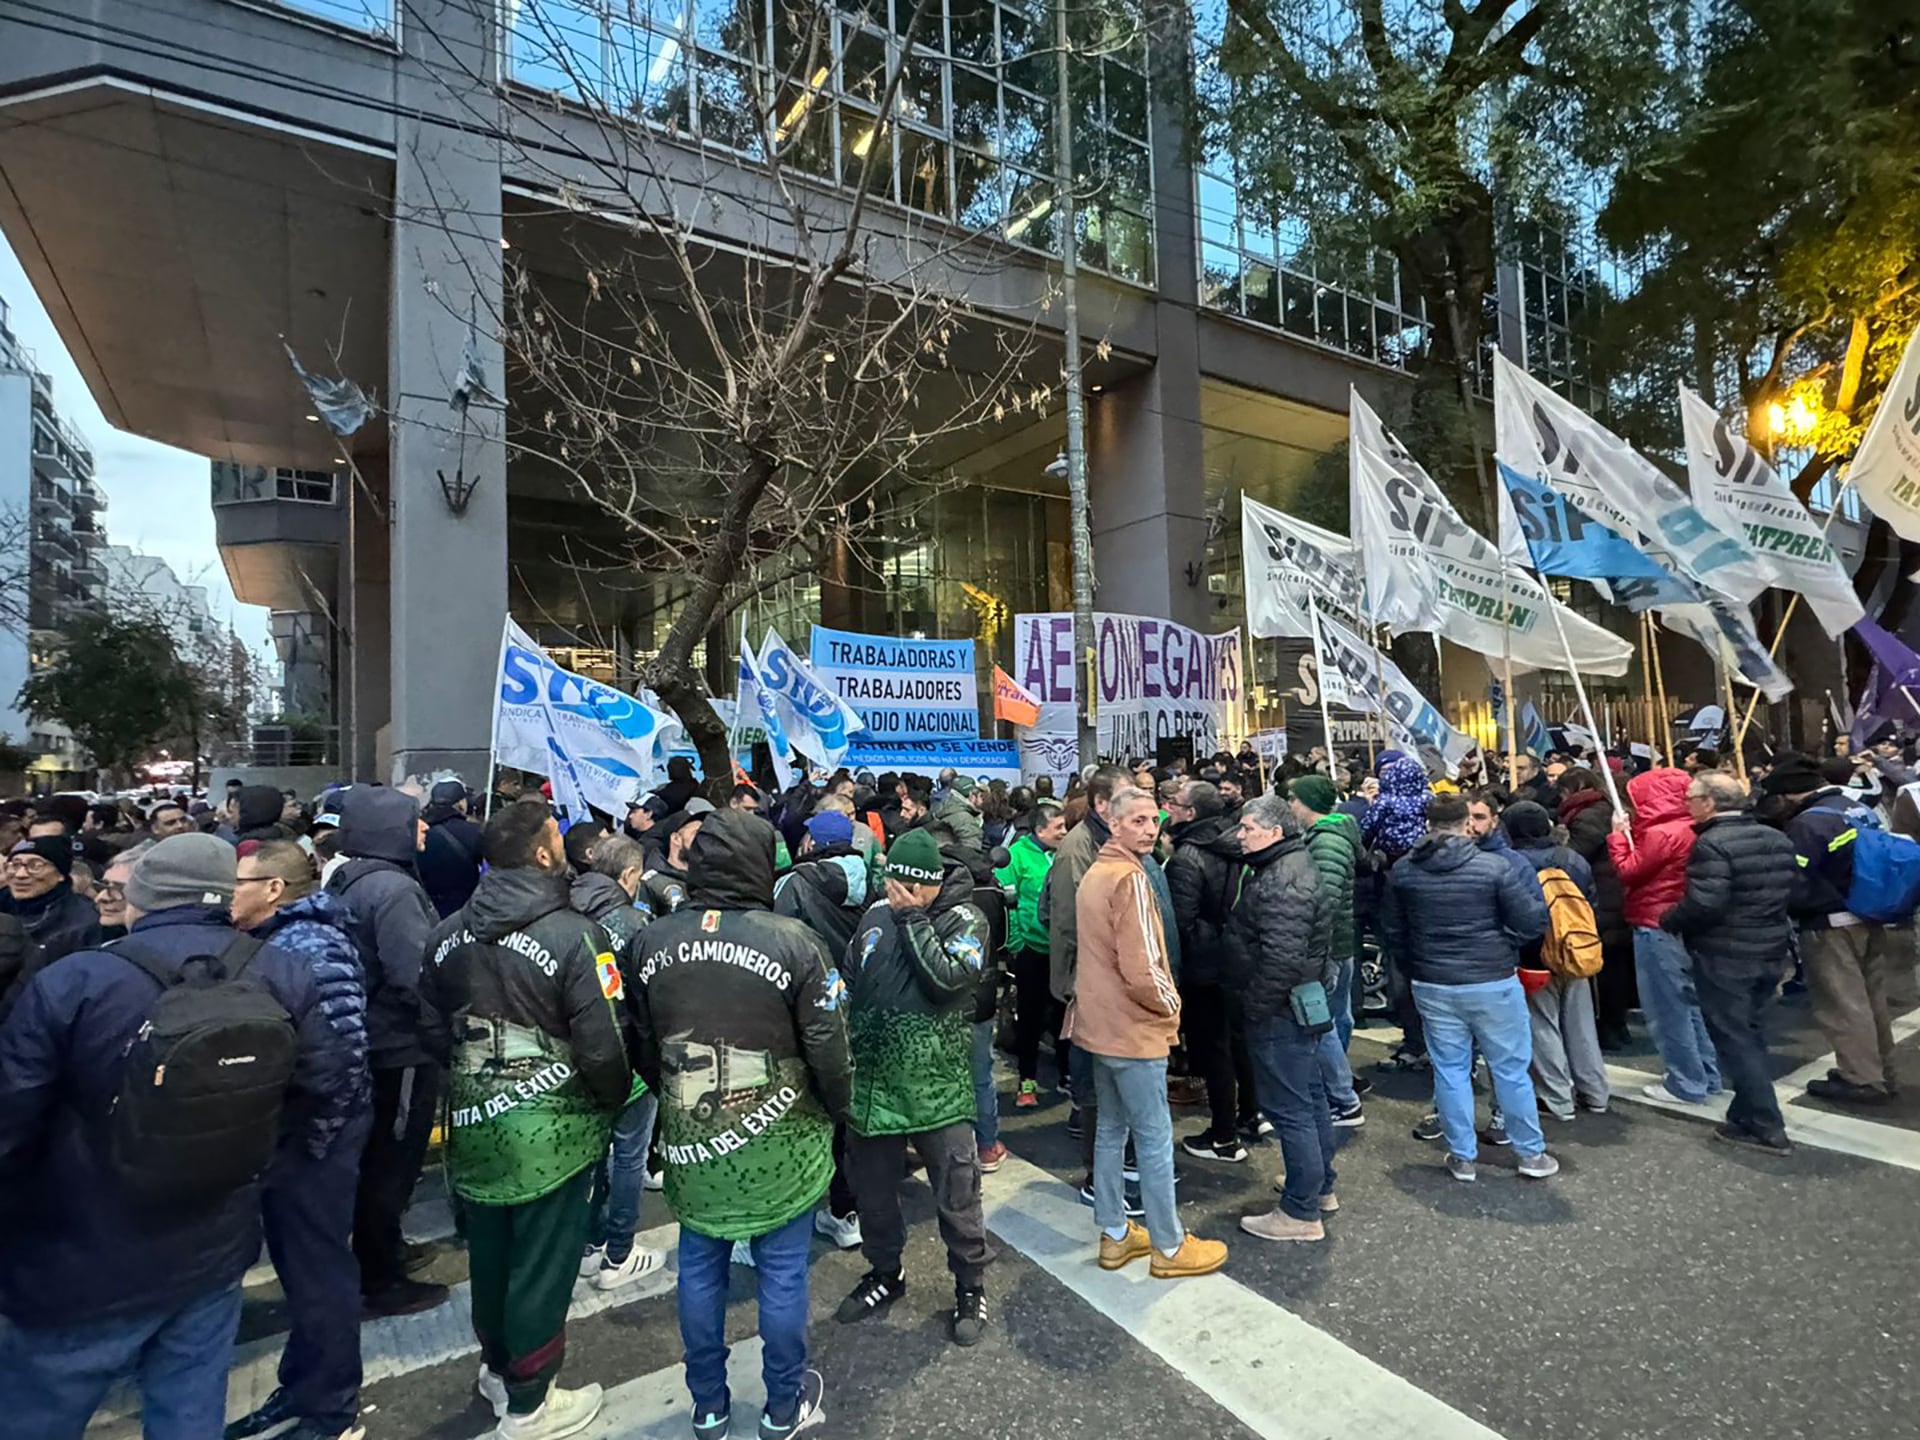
386;0;507;782
348;461;389;781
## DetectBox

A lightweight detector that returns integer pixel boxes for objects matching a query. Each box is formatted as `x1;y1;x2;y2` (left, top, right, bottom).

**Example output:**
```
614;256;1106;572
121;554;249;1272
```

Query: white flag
1658;602;1796;702
1846;320;1920;542
1313;607;1477;776
1679;385;1863;638
757;628;866;768
739;620;796;792
1348;390;1635;676
1306;598;1363;711
492;618;678;811
1241;494;1364;639
1494;352;1771;603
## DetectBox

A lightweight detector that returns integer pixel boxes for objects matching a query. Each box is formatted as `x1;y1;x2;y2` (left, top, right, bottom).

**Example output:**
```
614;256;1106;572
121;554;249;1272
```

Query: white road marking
1774;1004;1920;1090
982;1154;1509;1440
460;1339;769;1440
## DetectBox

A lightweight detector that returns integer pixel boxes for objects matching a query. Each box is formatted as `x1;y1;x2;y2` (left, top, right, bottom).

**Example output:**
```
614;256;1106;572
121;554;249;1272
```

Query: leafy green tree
18;610;197;782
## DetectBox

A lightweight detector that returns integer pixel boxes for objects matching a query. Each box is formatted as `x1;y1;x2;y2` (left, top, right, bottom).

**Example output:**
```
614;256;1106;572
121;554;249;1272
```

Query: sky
0;235;275;663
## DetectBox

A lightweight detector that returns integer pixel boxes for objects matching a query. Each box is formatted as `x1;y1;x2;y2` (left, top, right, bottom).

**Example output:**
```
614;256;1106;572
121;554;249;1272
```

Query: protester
0;834;349;1440
224;840;374;1440
1765;753;1902;1105
643;800;712;915
1363;754;1433;1072
929;774;986;852
2;833;103;962
1290;774;1365;1128
147;799;195;841
1381;794;1557;1182
1073;787;1227;1278
1229;794;1337;1241
652;755;701;813
1501;802;1609;1122
997;800;1065;1107
1166;779;1254;1162
419;800;631;1439
419;779;486;918
1607;768;1722;1107
1662;771;1799;1152
325;787;449;1317
1557;768;1634;1050
233;783;295;845
628;808;849;1440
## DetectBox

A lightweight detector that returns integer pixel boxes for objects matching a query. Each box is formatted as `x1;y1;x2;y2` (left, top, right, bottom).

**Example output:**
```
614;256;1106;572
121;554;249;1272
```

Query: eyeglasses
97;882;125;900
233;875;279;888
5;858;55;876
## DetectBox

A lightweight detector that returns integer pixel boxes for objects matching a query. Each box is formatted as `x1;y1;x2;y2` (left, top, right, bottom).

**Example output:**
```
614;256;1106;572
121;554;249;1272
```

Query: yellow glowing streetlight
1767;392;1821;444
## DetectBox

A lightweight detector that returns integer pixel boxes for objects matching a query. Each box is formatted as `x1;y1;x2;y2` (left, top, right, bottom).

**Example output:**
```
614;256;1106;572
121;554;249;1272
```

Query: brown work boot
1239;1207;1325;1242
1149;1233;1228;1279
1097;1219;1152;1271
1318;1193;1340;1214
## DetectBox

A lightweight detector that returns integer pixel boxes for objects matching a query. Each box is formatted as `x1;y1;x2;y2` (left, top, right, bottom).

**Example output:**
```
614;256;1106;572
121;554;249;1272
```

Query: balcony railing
31;476;71;513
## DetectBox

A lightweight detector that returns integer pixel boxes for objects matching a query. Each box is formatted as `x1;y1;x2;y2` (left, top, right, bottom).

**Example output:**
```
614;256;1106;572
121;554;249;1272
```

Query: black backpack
108;933;298;1205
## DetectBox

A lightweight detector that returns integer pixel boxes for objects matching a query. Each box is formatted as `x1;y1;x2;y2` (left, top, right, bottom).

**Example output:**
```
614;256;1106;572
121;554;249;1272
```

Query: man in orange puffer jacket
1607;769;1721;1106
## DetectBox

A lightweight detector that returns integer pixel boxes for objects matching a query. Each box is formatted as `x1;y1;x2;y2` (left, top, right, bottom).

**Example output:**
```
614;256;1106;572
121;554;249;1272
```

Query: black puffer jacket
772;844;872;958
1165;814;1240;986
1560;788;1628;951
1224;833;1330;1024
420;809;485;919
572;870;650;950
1661;811;1799;976
0;883;101;968
325;787;438;1069
233;784;293;845
1381;833;1548;985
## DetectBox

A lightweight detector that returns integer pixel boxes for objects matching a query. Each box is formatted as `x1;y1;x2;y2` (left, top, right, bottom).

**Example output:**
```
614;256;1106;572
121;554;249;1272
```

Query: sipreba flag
992;665;1042;727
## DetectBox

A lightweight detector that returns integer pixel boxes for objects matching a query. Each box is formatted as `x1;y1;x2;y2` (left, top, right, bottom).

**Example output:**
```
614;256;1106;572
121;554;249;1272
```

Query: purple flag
1850;619;1920;745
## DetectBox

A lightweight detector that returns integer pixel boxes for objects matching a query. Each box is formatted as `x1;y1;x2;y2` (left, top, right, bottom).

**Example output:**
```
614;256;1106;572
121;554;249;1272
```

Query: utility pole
1052;0;1096;769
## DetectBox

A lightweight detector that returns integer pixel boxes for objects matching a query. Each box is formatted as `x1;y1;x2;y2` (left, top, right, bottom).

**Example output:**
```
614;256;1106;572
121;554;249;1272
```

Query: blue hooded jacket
1362;756;1431;861
252;889;372;1160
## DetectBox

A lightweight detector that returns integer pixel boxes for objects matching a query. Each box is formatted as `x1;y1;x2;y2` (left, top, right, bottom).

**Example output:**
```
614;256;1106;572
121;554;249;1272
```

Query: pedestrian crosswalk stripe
459;1339;772;1440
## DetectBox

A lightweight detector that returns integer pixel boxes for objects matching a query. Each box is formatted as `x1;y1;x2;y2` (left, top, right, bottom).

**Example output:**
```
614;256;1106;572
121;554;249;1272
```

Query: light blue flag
1520;701;1551;758
758;628;866;769
1496;462;1693;609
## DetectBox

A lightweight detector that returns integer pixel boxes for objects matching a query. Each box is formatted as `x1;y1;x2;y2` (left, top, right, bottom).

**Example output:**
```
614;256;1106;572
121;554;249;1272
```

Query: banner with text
1013;611;1244;773
808;626;980;741
844;739;1021;787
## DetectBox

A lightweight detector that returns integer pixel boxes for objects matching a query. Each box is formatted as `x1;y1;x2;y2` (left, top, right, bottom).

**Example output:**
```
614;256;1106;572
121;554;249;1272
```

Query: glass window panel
1108;206;1152;285
1280;271;1315;337
900;50;944;128
954;147;1004;230
1070;54;1102;127
615;24;690;126
900;129;951;216
1196;171;1236;249
694;0;765;59
1277;214;1309;267
947;0;994;62
1004;51;1050;93
773;0;831;74
841;109;895;195
1000;87;1053;171
1344;295;1375;358
950;64;997;151
894;0;940;40
1244;263;1278;325
1202;242;1242;314
1545;272;1566;330
1106;139;1148;207
1072;118;1107;190
839;25;891;106
1315;284;1346;346
1005;168;1058;254
1077;205;1109;272
698;52;765;152
997;5;1036;62
774;84;834;169
508;0;607;97
1104;59;1145;139
1523;266;1546;324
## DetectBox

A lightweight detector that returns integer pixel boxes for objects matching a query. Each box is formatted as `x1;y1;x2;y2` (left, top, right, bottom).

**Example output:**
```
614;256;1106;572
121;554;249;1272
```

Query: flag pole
1500;560;1520;788
1722;666;1748;787
484;615;512;818
1544;589;1628;817
1649;615;1673;766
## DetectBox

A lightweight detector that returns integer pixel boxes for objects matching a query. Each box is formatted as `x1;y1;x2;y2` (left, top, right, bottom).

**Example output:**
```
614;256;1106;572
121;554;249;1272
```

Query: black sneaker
1066;1109;1085;1140
1237;1115;1275;1143
834;1269;905;1324
952;1287;989;1346
1410;1112;1444;1143
1479;1119;1512;1147
691;1404;733;1440
360;1278;449;1319
759;1369;825;1439
225;1389;296;1440
1181;1133;1249;1163
1329;1100;1365;1128
1378;1049;1430;1074
1351;1075;1374;1099
1077;1181;1146;1217
1713;1122;1792;1155
1806;1076;1891;1105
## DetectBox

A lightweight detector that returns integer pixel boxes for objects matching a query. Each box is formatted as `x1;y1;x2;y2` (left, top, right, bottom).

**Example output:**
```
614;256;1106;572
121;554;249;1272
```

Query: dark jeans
846;1123;993;1290
678;1211;813;1426
1068;1040;1098;1173
1595;935;1637;1038
264;1112;372;1429
1246;1013;1338;1222
0;1285;242;1440
1180;978;1255;1141
827;1123;858;1220
354;1063;442;1297
1386;949;1425;1056
1692;960;1788;1144
1011;947;1066;1083
466;1166;596;1415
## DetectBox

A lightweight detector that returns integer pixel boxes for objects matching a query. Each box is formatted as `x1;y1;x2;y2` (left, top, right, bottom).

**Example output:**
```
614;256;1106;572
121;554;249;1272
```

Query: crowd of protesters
0;720;1912;1440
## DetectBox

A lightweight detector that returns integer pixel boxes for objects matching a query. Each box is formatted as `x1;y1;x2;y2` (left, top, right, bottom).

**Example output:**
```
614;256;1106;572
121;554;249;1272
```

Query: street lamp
1767;392;1821;445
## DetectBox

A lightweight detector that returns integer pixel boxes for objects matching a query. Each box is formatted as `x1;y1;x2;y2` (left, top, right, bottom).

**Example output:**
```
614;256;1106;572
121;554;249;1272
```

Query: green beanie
1288;774;1337;816
887;828;946;885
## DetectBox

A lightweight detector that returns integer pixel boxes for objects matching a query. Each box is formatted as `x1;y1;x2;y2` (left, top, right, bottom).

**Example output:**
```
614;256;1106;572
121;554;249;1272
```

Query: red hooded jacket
1605;769;1696;928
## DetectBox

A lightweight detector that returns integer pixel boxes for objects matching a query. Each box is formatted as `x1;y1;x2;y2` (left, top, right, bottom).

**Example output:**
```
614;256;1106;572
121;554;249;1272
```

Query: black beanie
18;834;73;879
1502;801;1553;846
1759;753;1824;798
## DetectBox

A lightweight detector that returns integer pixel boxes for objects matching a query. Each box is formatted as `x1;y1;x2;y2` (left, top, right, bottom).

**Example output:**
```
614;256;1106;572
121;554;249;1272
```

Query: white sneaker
592;1245;666;1291
1642;1081;1707;1107
813;1209;863;1249
495;1384;604;1440
577;1243;605;1278
644;1166;666;1192
478;1364;509;1419
731;1239;758;1268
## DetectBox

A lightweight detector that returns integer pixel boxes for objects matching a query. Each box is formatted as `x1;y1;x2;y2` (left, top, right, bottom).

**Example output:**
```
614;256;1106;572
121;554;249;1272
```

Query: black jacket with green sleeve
626;810;852;1243
420;866;632;1206
844;860;988;1137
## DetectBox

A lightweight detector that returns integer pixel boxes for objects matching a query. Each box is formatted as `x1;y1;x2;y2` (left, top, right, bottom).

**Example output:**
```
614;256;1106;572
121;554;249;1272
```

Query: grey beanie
126;833;237;913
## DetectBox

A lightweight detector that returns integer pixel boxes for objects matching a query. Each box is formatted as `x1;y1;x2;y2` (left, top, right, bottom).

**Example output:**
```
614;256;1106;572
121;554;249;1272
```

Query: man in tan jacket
1072;788;1228;1280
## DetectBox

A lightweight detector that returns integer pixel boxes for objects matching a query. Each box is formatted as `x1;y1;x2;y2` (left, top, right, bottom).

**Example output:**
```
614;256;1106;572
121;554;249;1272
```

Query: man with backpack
0;833;353;1440
1501;802;1609;1123
1765;754;1905;1106
325;786;448;1317
1166;779;1252;1162
1663;771;1800;1153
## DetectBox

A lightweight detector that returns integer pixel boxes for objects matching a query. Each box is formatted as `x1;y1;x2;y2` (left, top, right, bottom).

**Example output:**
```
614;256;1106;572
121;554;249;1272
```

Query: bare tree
404;0;1063;781
0;505;33;638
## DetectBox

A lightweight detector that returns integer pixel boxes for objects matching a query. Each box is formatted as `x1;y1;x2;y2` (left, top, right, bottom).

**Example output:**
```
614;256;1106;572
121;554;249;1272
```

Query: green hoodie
994;831;1053;954
1305;811;1362;962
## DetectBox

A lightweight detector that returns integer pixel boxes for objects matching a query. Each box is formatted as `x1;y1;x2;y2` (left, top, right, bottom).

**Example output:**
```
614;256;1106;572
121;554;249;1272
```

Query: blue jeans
1413;977;1547;1161
971;1021;1000;1149
589;1092;660;1262
1247;1014;1339;1221
1316;958;1359;1110
1633;928;1721;1102
1088;1053;1181;1252
0;1284;243;1440
678;1210;813;1426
